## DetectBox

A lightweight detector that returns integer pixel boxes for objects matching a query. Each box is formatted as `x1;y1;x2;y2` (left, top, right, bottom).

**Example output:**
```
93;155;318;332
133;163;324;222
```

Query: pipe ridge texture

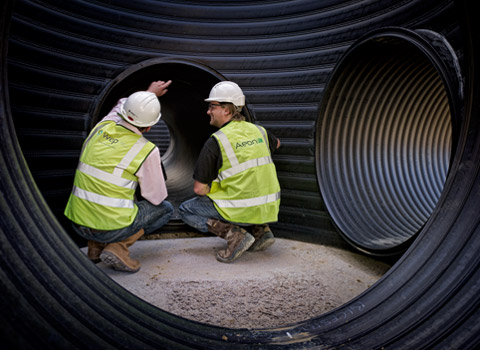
2;0;480;348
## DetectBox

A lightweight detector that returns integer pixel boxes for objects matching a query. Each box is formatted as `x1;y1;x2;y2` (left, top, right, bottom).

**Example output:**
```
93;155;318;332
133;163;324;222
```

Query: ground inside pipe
84;236;390;329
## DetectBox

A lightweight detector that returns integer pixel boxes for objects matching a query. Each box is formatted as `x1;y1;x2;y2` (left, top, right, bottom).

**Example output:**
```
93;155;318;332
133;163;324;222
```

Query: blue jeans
73;200;174;243
179;196;245;232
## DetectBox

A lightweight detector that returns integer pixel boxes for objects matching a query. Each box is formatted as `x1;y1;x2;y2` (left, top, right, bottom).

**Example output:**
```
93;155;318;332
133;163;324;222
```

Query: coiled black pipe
2;0;480;349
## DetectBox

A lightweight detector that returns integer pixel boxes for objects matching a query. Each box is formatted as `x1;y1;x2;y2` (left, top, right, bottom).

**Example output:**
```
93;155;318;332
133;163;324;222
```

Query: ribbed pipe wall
319;35;452;253
4;1;480;349
6;0;458;246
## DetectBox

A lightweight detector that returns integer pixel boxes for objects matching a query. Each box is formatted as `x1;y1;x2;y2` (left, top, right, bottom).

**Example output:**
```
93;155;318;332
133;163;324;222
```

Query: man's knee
157;201;174;222
163;200;174;214
178;199;192;216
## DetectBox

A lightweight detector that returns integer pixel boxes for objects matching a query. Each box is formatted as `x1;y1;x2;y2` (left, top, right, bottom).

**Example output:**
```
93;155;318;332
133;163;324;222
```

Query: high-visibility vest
207;121;280;224
64;120;156;230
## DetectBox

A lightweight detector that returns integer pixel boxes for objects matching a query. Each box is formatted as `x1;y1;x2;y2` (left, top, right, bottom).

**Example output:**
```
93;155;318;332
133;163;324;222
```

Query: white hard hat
119;91;161;127
205;81;245;108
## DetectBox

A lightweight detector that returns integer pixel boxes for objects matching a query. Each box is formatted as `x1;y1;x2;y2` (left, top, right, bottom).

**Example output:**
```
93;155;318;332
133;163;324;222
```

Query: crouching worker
179;81;281;263
64;80;174;272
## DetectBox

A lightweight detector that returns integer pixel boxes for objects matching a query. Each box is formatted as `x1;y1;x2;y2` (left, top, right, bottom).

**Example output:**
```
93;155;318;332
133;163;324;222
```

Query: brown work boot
248;224;275;252
100;229;145;273
87;240;106;263
216;225;255;263
206;218;233;238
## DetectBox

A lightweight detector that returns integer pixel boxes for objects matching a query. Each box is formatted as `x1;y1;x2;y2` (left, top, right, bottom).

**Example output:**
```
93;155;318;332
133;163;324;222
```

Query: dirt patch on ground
90;237;390;329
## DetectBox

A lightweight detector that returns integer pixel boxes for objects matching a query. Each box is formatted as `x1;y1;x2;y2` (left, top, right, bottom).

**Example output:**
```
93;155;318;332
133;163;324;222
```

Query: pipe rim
316;27;462;255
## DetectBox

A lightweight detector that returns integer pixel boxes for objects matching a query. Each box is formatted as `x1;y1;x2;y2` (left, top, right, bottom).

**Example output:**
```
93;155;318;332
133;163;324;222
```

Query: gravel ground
89;236;390;329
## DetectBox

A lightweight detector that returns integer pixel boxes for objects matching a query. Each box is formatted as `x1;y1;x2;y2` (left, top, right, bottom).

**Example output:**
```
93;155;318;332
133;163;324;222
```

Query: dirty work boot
216;225;255;263
87;240;106;263
207;219;255;263
206;218;233;238
100;229;145;273
248;224;275;252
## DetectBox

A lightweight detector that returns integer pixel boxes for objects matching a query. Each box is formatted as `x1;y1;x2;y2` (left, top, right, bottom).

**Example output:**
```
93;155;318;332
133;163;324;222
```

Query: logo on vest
98;130;119;145
235;138;263;149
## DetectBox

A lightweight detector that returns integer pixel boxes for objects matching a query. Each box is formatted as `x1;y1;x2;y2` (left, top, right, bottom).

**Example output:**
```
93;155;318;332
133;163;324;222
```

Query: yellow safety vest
64;120;156;230
207;121;281;224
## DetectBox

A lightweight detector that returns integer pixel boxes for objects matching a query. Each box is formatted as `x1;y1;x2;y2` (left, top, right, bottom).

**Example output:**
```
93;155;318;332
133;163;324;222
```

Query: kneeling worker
65;80;174;272
179;81;281;263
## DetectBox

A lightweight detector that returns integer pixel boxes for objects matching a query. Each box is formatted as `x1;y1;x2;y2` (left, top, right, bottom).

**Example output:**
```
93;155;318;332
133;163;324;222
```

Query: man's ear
222;107;231;118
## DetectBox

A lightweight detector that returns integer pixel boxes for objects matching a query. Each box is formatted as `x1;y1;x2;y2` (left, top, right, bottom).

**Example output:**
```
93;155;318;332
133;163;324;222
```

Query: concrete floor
85;236;391;329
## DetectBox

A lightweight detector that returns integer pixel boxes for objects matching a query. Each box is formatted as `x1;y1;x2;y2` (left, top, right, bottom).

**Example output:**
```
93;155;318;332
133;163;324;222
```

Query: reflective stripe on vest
113;137;149;177
213;192;280;209
76;126;149;189
77;162;136;189
207;121;280;224
213;126;276;209
72;186;134;209
216;155;273;182
214;125;269;169
64;120;155;230
214;130;239;167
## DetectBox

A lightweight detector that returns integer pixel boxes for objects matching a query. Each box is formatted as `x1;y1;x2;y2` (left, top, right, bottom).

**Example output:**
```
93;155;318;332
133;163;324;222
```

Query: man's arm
147;80;172;96
193;180;210;196
192;138;221;196
136;148;168;205
266;129;281;153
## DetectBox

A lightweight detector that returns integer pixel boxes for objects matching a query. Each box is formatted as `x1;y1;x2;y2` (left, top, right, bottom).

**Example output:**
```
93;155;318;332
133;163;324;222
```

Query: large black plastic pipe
2;0;480;349
90;58;231;222
7;0;462;249
317;27;463;255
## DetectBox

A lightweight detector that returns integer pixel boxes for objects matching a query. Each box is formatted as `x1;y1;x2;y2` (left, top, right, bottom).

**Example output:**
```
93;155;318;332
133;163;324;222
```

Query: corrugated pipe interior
317;28;461;255
2;0;480;349
90;59;248;221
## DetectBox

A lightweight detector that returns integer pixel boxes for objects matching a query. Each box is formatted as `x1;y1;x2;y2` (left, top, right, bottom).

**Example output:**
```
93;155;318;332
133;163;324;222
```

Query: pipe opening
317;30;457;255
149;119;171;156
93;59;253;227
